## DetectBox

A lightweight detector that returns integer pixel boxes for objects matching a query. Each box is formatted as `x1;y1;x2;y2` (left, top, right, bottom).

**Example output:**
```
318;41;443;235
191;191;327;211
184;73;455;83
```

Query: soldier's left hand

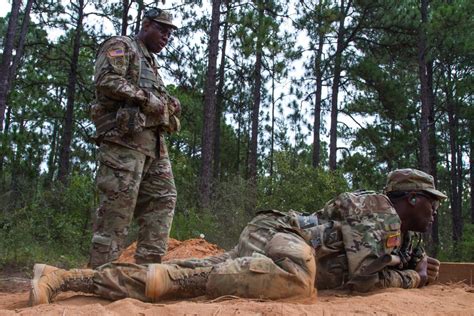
426;256;440;284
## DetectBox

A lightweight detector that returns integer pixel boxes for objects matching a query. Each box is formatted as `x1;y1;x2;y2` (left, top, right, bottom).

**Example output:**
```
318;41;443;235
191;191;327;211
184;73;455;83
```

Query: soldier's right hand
426;256;440;284
415;256;429;287
142;92;166;116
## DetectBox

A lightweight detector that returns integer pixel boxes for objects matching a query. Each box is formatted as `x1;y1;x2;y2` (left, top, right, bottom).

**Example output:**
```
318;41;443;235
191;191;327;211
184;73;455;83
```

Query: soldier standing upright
89;8;181;268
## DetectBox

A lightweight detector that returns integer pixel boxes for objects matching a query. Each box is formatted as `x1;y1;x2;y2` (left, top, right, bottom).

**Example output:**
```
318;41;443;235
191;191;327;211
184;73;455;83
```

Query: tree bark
470;122;474;224
312;31;324;168
446;68;462;243
213;2;229;181
46;119;60;186
0;105;12;188
418;0;431;174
248;0;264;186
134;1;145;34
198;0;221;209
7;0;33;96
328;0;346;171
427;62;440;254
57;0;85;184
0;0;22;131
0;0;33;185
121;0;130;36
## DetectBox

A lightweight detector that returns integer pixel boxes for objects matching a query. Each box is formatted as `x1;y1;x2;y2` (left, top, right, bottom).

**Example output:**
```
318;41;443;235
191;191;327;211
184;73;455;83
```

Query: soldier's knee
265;233;315;269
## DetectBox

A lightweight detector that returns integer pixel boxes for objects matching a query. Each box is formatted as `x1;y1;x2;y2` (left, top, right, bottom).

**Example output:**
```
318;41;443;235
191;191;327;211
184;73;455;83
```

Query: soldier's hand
142;92;166;116
169;96;181;116
426;256;440;284
415;256;429;287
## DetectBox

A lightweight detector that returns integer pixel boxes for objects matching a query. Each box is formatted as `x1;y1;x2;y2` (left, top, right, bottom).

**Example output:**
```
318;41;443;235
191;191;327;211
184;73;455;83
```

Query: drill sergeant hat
384;168;447;200
144;8;178;30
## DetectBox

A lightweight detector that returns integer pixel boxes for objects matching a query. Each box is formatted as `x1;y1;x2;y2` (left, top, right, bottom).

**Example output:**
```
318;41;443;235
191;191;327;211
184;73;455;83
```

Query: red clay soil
117;238;225;263
1;238;474;315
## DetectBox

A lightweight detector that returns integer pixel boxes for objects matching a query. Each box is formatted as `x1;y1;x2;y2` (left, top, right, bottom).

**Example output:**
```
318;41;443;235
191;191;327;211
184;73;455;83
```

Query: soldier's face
407;192;438;232
144;21;173;53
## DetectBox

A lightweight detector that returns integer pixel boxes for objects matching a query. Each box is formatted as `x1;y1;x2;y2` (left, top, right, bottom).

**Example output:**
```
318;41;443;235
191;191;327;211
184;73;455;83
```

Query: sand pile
118;238;225;263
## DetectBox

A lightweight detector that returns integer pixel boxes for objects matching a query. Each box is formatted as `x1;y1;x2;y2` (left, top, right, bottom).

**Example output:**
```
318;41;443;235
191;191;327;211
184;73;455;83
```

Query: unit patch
386;232;401;248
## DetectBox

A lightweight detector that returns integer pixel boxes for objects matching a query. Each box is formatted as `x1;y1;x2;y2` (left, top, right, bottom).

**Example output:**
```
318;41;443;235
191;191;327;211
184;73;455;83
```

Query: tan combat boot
29;263;95;306
145;264;212;301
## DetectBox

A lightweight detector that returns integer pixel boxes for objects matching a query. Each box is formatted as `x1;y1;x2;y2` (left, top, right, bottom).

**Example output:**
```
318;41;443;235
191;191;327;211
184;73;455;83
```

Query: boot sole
29;264;47;306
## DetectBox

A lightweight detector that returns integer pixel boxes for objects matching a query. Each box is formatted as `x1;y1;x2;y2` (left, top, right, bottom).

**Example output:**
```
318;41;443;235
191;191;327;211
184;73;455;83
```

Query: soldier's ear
408;193;417;206
142;18;152;30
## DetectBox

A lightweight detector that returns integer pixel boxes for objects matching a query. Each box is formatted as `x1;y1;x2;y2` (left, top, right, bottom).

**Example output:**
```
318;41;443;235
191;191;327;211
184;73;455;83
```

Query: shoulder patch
386;232;401;248
108;49;125;57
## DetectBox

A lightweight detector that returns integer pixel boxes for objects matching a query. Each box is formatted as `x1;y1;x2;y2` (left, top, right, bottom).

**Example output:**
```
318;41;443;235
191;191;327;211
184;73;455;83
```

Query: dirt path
1;283;474;315
1;239;474;315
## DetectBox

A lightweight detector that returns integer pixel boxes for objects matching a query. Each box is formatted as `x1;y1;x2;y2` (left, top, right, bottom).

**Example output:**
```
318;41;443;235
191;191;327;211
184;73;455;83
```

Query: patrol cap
144;8;178;30
384;168;447;200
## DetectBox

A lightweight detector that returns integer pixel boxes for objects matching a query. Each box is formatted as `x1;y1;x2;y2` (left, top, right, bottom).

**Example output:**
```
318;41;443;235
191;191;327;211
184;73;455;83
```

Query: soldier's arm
377;268;422;289
95;39;165;115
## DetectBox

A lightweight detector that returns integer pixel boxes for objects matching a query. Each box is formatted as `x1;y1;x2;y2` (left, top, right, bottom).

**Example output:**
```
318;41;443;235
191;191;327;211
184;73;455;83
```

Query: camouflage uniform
312;190;422;291
74;195;419;300
90;20;179;268
73;190;426;301
32;169;447;304
84;210;317;301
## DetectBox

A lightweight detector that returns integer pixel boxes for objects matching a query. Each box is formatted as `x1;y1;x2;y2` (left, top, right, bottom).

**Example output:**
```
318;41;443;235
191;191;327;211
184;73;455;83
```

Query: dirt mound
118;238;225;263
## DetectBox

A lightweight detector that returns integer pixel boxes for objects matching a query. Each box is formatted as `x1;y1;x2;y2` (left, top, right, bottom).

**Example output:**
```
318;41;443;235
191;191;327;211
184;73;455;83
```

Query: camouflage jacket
310;190;423;291
174;204;423;292
92;35;177;157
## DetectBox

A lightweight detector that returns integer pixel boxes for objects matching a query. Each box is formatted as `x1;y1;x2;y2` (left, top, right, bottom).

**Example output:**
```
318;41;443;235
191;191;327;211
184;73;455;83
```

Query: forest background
0;0;472;269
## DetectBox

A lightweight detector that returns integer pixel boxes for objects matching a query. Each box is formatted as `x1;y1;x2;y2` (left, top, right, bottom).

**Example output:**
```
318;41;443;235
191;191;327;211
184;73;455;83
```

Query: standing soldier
89;8;180;268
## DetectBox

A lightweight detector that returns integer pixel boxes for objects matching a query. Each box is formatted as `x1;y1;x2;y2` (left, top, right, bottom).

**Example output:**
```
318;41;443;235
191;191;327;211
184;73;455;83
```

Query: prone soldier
30;169;445;304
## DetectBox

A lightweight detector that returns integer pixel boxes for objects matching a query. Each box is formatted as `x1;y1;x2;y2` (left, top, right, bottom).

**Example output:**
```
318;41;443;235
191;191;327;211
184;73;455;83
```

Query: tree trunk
312;31;324;168
0;0;22;131
10;113;25;207
7;0;33;96
268;54;276;194
57;0;85;184
134;1;145;34
46;119;60;186
0;105;12;188
236;110;242;174
121;0;130;36
198;0;221;209
427;62;440;255
456;136;463;224
249;0;264;186
328;0;346;171
213;2;229;181
0;0;33;189
470;122;474;224
418;0;431;173
446;69;462;243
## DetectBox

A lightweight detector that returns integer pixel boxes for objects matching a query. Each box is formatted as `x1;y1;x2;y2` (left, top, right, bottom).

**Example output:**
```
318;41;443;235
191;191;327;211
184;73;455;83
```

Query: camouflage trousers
90;230;316;301
90;139;177;268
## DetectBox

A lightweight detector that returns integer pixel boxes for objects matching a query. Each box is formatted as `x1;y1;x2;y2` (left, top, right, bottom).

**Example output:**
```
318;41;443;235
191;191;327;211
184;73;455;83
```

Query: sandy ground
1;238;474;315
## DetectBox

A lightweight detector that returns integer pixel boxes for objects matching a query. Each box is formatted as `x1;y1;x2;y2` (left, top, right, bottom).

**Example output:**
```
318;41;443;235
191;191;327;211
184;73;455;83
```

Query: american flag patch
108;49;125;57
386;233;401;248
